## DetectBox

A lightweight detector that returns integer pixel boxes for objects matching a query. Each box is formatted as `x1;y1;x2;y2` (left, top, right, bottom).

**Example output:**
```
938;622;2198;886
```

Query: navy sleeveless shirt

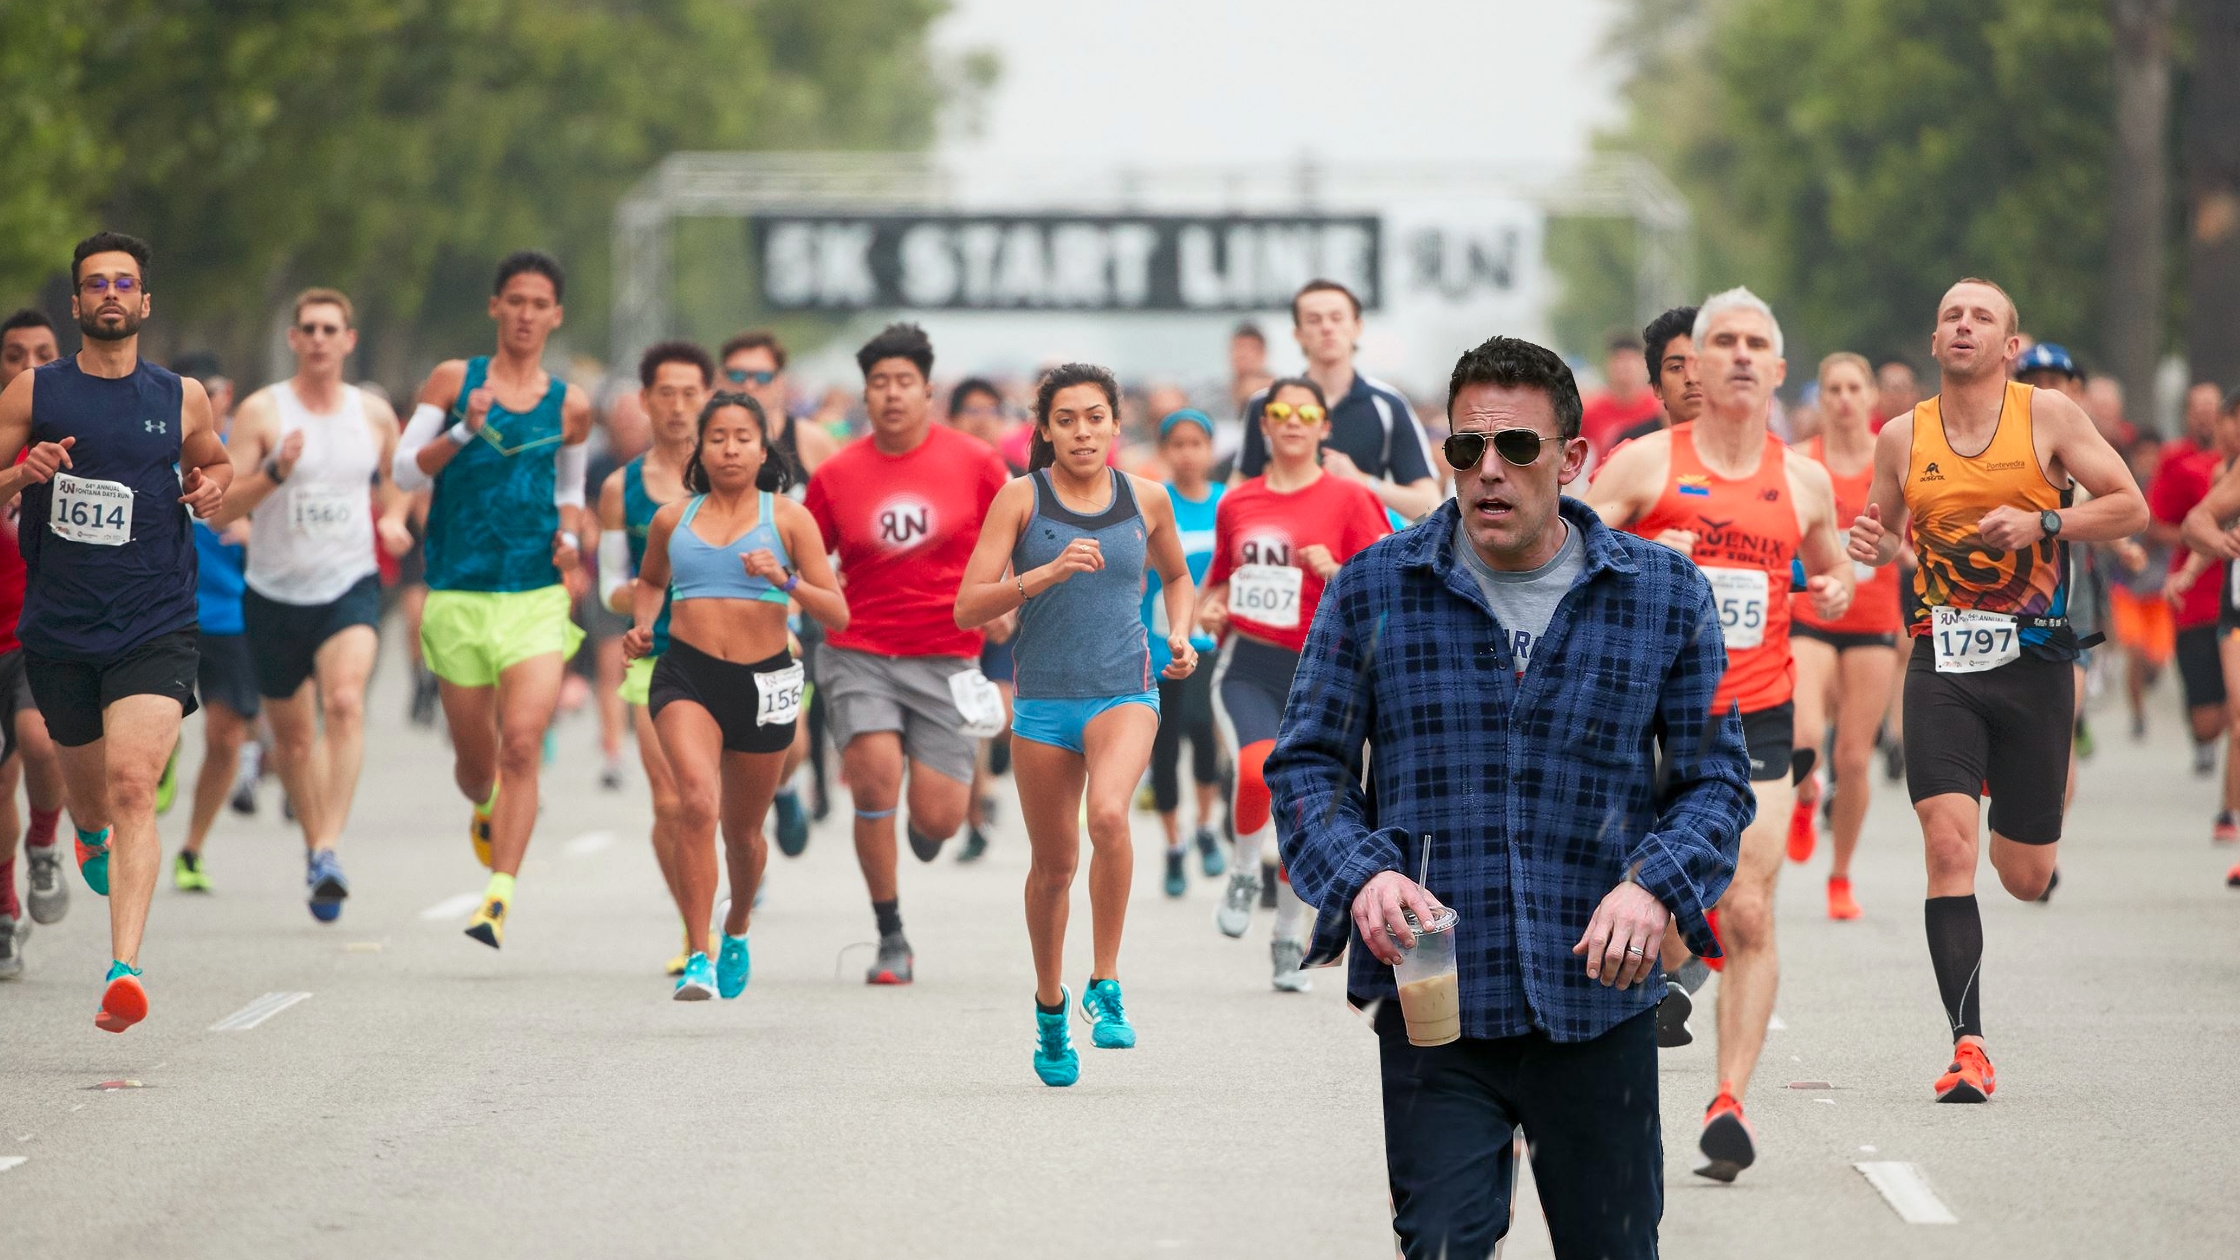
1010;469;1154;699
19;356;198;660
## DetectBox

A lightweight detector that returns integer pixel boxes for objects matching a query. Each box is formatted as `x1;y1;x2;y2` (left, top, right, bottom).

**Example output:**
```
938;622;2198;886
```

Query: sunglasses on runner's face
78;275;139;296
1263;402;1325;426
1443;428;1547;470
726;368;777;386
297;321;344;336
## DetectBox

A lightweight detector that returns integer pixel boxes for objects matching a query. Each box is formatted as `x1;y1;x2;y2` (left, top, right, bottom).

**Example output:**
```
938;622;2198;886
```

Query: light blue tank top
668;491;791;604
1012;469;1152;699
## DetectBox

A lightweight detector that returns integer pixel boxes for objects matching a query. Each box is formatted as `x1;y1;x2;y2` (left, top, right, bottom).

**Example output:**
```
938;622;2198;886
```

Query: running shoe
773;789;810;856
75;828;112;897
1827;875;1862;921
2226;858;2240;887
306;849;349;923
172;849;211;893
541;726;558;766
1163;849;1186;898
470;784;497;869
2036;867;2059;904
2216;811;2239;845
1695;1088;1756;1182
229;743;261;814
1655;985;1693;1048
906;824;945;863
95;960;147;1033
155;749;177;816
664;950;689;978
1134;784;1158;812
717;934;751;999
867;931;913;985
1883;738;1905;782
1674;955;1711;994
2196;741;2217;777
1214;869;1260;938
410;669;440;726
464;895;507;949
1080;978;1137;1048
2072;716;2094;759
598;759;625;793
956;825;989;864
674;951;715;1001
988;733;1011;776
1271;938;1312;993
228;778;258;815
25;843;67;924
1035;988;1079;1087
1934;1035;1996;1103
1195;827;1226;877
1785;796;1816;863
1259;868;1279;910
0;914;22;980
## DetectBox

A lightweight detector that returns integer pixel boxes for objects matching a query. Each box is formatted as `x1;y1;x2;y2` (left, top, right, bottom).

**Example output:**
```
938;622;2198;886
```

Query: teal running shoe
1034;987;1079;1087
772;789;809;857
717;934;751;999
1080;978;1137;1049
674;951;715;1001
1163;849;1186;898
75;828;112;898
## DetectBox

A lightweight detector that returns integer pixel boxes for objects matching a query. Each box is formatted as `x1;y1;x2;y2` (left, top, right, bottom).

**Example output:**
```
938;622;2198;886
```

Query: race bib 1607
1229;563;1303;630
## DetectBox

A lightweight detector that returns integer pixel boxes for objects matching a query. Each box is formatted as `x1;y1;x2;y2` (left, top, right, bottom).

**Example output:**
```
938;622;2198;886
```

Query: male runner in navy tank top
0;232;236;1033
392;251;594;950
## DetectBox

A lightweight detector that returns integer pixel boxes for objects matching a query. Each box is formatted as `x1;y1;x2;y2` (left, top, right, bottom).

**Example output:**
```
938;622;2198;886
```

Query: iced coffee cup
1389;905;1461;1047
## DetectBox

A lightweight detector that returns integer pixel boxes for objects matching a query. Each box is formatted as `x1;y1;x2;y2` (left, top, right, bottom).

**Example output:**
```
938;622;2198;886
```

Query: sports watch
2039;509;2063;540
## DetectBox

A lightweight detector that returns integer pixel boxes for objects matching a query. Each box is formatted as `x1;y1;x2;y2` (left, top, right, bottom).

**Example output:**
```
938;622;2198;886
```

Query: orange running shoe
1695;1086;1756;1181
1701;907;1726;973
1786;796;1816;863
1827;875;1862;920
2215;811;2239;845
1934;1035;1996;1103
2225;858;2239;888
95;962;147;1034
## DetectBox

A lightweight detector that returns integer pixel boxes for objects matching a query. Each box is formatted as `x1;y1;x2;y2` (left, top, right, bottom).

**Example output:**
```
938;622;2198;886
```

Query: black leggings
1151;669;1219;813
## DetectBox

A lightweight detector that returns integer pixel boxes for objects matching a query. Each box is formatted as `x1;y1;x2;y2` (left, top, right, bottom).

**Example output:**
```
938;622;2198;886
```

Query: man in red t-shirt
0;309;69;979
2152;383;2229;785
1579;332;1664;461
804;323;1008;985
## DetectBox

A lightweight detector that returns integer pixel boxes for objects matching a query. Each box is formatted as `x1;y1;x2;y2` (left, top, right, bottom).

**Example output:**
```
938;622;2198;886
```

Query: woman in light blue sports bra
624;392;848;1003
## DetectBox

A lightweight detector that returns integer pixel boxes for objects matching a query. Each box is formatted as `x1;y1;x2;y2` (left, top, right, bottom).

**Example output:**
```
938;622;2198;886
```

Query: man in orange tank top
1587;288;1853;1182
1849;278;2146;1106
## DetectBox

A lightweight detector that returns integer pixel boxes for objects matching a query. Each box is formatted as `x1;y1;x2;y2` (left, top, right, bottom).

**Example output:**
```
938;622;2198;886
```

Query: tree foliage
0;0;968;381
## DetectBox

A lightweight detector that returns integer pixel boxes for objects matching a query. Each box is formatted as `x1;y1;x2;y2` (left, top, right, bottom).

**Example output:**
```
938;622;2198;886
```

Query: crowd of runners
0;232;2233;1161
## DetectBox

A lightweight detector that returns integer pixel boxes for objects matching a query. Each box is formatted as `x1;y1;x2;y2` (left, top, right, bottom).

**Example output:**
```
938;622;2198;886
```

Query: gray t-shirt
1453;518;1587;674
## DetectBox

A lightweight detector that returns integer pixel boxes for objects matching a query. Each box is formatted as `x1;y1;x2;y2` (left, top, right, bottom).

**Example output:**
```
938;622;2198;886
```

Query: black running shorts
1738;701;1794;782
2176;624;2226;711
243;573;381;699
27;629;200;748
648;639;797;755
1902;637;2072;845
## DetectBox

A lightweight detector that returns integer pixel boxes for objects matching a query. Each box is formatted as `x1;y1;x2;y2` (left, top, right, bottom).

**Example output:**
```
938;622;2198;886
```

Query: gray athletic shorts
814;645;978;786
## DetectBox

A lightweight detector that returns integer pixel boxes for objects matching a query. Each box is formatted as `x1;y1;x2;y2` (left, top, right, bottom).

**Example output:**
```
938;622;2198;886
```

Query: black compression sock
1924;895;1984;1041
1036;997;1065;1015
872;898;903;938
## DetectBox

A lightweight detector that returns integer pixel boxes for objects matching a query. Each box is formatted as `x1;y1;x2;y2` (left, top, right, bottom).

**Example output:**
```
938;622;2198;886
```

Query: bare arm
622;502;680;660
0;371;62;503
177;379;232;519
1138;477;1199;677
2040;390;2149;543
207;389;279;527
1581;430;1685;549
1848;417;1914;567
776;498;847;632
953;479;1037;630
1788;453;1854;621
2182;457;2240;560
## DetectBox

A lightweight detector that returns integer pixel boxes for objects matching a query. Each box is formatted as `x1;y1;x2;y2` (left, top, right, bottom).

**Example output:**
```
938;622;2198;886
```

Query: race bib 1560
289;486;361;540
1230;563;1303;630
1702;565;1768;650
49;472;133;546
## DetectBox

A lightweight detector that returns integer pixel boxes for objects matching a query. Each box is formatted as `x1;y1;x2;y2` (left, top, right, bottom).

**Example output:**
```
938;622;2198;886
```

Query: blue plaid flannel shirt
1270;497;1752;1043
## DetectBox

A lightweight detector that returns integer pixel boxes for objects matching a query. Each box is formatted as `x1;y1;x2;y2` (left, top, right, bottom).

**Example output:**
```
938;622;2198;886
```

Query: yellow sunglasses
1263;402;1326;426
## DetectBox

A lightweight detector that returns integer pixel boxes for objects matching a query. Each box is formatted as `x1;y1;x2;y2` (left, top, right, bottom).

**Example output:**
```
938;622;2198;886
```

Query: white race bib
1702;565;1768;650
289;485;361;540
754;661;806;727
947;667;1007;738
1931;605;2022;674
1230;563;1304;630
1853;560;1879;584
49;472;133;546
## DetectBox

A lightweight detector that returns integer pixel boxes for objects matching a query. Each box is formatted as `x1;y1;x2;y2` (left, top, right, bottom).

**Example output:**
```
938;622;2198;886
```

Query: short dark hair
493;250;565;302
1;309;54;338
687;391;797;495
1446;336;1584;441
856;322;934;380
719;329;788;370
1264;375;1329;411
1029;363;1121;472
1642;306;1699;385
1231;322;1265;345
73;231;152;288
949;377;1003;415
638;340;714;390
1606;330;1644;355
1291;279;1361;324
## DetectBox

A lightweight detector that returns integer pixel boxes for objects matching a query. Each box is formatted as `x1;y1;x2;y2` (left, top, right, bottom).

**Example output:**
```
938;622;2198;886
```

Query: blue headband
1158;408;1215;439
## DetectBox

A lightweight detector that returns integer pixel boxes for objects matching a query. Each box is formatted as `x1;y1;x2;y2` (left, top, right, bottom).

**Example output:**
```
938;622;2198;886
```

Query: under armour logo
144;419;166;434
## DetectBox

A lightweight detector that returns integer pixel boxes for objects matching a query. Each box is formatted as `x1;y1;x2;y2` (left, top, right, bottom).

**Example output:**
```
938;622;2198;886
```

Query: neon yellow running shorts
619;654;656;706
421;586;585;688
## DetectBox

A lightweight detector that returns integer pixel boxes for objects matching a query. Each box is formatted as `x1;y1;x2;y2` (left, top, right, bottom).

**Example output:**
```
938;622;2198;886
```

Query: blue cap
2014;342;2078;379
1158;408;1215;439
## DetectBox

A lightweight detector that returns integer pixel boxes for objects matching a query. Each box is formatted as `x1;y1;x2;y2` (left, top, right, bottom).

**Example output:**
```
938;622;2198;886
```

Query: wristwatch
2039;509;2063;540
781;569;800;594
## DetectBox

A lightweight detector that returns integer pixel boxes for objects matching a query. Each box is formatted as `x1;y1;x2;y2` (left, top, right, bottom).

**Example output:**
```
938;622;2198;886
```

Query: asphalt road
3;633;2237;1258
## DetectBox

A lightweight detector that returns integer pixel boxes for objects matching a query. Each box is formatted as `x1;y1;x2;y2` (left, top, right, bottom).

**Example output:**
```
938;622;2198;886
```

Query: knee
1832;741;1874;786
323;687;366;732
1994;863;2051;901
272;723;316;762
1086;801;1129;845
108;768;158;816
1922;829;1974;880
1028;849;1078;889
496;730;543;776
1718;894;1774;953
650;788;686;829
676;788;717;837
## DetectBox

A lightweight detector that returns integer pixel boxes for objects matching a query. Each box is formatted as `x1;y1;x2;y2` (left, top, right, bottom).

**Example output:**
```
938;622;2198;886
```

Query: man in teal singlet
391;251;593;949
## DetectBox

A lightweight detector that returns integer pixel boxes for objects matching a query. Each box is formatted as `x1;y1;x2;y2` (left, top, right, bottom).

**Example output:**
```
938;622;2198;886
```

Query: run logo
872;495;936;552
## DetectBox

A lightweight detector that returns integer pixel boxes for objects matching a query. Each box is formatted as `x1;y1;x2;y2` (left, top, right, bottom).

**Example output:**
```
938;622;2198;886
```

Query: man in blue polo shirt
1235;279;1441;521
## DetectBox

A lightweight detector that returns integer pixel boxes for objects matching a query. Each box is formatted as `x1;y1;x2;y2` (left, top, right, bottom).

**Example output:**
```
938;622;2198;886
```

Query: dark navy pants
1376;1002;1661;1259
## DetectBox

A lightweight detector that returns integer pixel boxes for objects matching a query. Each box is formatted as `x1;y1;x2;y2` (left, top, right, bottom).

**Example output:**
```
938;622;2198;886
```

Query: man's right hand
1353;871;1448;966
273;430;305;479
463;387;494;433
1848;503;1889;565
20;437;74;484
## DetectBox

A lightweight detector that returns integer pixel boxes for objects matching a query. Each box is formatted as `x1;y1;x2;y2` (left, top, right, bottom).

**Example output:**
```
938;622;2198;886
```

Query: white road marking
565;830;617;855
1769;1013;1788;1030
1856;1161;1959;1224
419;892;482;921
209;992;312;1032
0;1156;26;1173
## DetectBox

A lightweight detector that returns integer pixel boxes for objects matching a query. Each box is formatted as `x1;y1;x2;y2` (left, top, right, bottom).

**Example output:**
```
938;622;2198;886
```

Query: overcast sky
931;0;1624;168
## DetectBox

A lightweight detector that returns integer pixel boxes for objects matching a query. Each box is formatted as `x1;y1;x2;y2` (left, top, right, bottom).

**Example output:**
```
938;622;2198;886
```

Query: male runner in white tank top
208;288;409;922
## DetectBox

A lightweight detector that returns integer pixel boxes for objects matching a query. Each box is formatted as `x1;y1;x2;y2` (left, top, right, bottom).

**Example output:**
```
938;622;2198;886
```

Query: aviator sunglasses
1442;428;1548;470
1263;401;1326;426
726;367;777;386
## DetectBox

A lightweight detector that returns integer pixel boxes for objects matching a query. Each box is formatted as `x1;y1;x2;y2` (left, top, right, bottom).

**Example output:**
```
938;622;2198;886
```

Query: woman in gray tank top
954;363;1200;1088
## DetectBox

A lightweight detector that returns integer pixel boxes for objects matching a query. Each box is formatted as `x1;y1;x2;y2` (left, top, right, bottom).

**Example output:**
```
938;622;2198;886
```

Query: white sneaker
1215;870;1260;939
1271;938;1311;992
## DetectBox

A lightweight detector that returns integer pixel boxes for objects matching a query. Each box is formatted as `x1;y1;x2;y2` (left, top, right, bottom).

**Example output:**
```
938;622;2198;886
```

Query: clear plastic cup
1389;906;1461;1047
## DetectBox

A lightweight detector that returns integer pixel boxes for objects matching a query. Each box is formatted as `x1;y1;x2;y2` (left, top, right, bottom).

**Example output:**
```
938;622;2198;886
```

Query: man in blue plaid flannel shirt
1270;335;1752;1260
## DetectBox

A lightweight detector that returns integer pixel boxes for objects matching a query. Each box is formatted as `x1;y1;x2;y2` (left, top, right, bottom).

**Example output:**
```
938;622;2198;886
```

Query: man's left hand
1806;573;1851;622
1571;880;1670;990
